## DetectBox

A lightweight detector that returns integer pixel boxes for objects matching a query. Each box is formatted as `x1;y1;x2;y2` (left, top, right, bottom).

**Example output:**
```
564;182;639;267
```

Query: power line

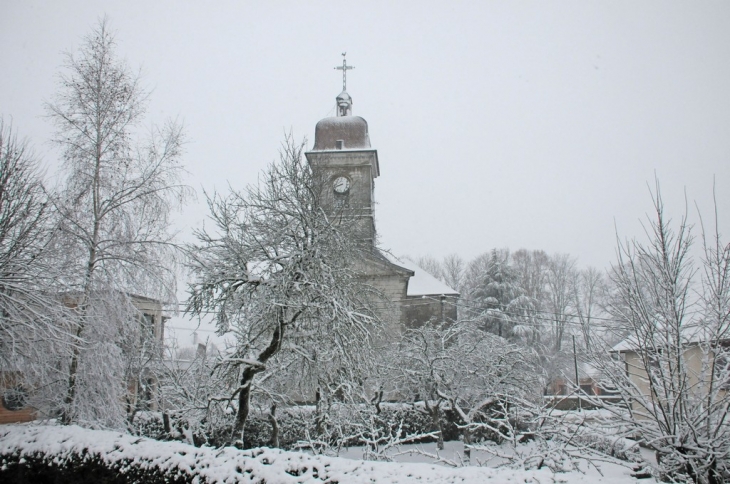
166;325;219;333
419;295;626;327
169;295;628;328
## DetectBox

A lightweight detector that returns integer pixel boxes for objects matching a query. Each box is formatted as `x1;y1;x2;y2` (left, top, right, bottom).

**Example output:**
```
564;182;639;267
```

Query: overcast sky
3;1;730;344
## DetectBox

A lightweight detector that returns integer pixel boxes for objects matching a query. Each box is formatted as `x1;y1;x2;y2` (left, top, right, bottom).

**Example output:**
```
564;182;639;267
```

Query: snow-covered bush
130;411;168;440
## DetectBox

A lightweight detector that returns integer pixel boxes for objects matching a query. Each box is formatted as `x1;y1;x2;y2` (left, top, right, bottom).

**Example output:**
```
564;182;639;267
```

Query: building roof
611;324;730;352
312;115;371;151
383;253;460;297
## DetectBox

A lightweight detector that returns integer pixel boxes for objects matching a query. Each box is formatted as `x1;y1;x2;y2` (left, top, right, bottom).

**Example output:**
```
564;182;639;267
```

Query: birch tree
187;137;383;445
46;19;189;426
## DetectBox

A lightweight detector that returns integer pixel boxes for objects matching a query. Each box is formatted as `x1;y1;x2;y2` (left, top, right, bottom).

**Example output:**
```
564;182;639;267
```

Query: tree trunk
426;401;444;450
463;424;472;464
61;346;80;424
315;387;325;436
61;168;101;424
268;403;279;448
232;367;257;445
231;316;284;443
372;389;383;414
61;319;86;424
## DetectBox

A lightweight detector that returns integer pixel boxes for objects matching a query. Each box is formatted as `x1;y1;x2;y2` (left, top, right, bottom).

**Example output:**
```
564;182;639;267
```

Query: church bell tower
305;58;379;244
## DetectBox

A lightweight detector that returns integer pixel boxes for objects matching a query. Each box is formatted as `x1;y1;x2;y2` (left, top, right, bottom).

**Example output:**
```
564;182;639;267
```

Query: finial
334;52;354;92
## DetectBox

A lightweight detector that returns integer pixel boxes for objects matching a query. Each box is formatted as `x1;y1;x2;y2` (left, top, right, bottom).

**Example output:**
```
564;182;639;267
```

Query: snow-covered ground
336;441;647;483
0;424;653;483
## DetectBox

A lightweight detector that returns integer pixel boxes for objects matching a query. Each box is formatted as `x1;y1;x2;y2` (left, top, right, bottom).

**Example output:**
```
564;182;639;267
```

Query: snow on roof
383;253;459;297
611;337;638;352
611;324;730;352
579;362;601;378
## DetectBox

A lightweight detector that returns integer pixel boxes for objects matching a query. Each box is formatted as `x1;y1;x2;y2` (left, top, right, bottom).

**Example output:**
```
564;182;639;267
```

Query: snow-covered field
0;424;653;483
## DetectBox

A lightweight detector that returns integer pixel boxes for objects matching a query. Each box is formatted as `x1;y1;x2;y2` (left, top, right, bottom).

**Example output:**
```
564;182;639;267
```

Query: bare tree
409;255;443;281
441;254;465;293
155;341;228;444
407;254;464;292
591;186;730;483
572;266;608;351
395;318;542;462
510;249;549;344
0;120;68;382
45;19;189;426
461;251;492;302
545;253;577;352
511;249;549;309
187;136;383;445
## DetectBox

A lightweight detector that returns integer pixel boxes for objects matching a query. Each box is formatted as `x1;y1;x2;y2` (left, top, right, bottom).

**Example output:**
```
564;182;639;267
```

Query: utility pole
573;334;581;411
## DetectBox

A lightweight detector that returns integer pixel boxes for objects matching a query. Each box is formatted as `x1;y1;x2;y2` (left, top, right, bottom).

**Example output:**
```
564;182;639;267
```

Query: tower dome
312;116;371;151
312;90;371;151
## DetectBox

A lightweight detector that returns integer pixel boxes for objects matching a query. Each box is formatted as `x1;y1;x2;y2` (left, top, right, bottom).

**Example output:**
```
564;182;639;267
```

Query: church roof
383;253;460;297
312;116;371;151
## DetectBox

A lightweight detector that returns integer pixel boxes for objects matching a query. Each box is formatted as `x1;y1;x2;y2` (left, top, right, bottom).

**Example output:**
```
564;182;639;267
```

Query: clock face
333;176;351;194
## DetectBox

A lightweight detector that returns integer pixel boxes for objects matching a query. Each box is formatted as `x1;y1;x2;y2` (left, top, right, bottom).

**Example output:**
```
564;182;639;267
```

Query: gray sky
3;1;730;342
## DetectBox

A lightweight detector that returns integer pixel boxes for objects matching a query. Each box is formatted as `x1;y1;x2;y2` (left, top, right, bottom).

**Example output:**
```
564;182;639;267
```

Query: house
610;329;730;414
126;294;169;414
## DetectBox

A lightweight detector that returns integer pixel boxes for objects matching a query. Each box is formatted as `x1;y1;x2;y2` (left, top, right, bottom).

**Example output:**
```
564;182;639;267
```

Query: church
304;80;458;329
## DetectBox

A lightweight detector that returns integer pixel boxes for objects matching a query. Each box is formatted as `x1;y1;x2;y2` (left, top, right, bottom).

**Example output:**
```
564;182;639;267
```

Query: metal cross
334;52;354;91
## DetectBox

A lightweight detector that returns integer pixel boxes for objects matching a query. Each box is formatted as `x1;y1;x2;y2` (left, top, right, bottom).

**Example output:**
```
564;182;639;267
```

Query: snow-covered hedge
0;424;559;483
